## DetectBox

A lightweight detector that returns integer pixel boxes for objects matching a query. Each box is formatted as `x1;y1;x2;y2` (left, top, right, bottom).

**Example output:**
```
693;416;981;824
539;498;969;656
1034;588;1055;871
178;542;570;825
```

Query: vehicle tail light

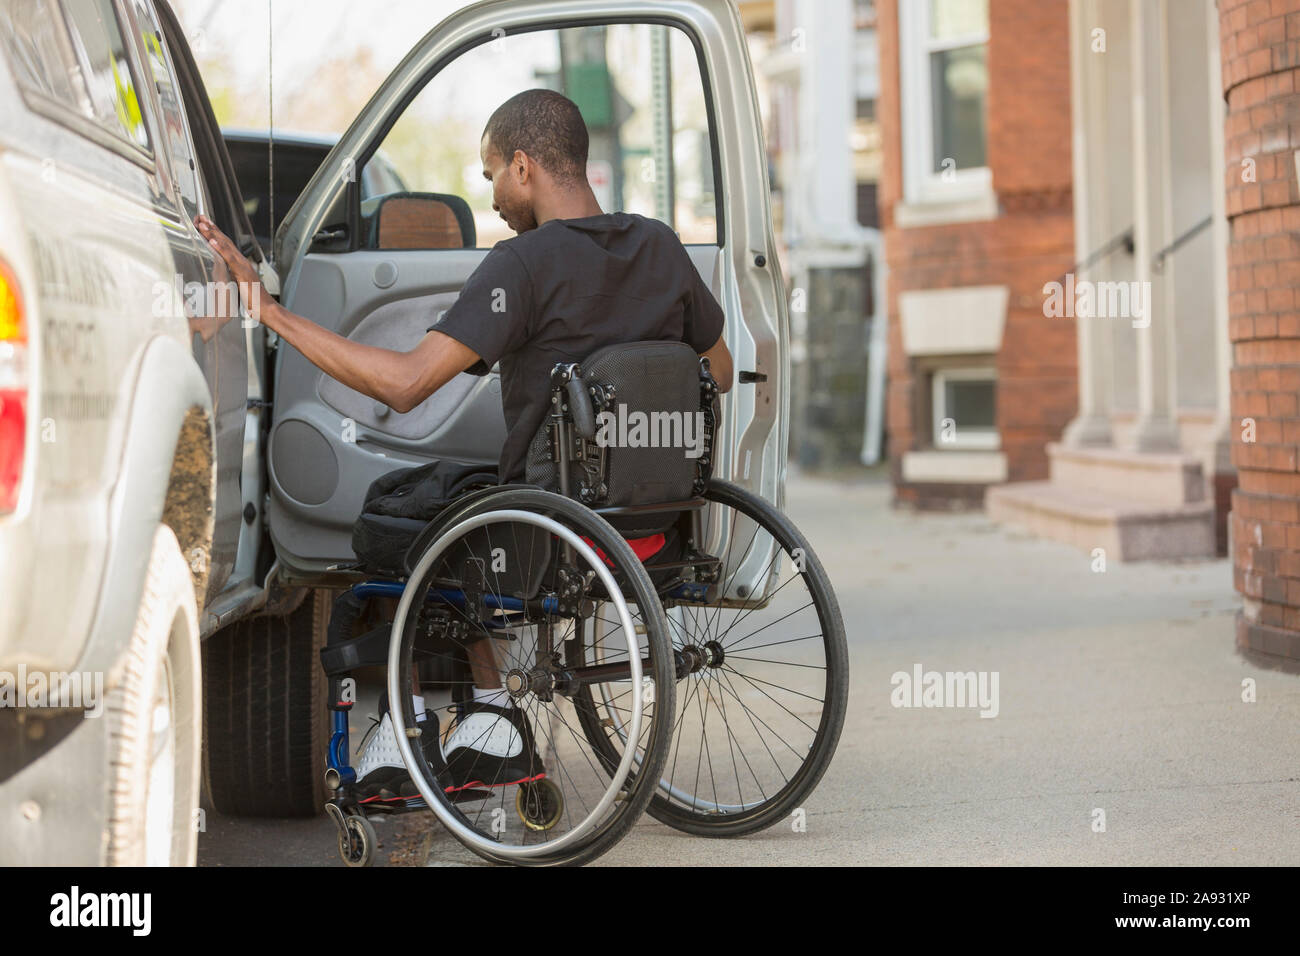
0;259;26;514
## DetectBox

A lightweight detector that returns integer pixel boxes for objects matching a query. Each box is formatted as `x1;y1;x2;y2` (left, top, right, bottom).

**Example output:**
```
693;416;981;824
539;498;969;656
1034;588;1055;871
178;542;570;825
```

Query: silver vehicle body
0;0;269;862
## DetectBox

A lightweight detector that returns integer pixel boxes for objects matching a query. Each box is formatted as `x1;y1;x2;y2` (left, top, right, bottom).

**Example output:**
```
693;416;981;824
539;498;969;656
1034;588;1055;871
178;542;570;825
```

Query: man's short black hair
484;89;589;186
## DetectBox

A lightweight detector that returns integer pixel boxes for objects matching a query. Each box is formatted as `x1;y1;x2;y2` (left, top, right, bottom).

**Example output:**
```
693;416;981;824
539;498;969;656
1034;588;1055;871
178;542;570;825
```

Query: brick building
930;0;1300;669
876;0;1076;508
744;0;885;470
1221;0;1300;669
989;0;1233;564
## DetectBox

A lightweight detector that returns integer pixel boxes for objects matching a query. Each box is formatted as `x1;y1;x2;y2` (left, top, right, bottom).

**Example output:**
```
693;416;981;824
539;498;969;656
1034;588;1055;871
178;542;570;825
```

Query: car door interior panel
316;293;487;443
268;249;507;570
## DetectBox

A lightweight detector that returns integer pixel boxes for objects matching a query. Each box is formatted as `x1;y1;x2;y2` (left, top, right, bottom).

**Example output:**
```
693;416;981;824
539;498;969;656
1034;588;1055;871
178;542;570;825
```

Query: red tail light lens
0;260;26;514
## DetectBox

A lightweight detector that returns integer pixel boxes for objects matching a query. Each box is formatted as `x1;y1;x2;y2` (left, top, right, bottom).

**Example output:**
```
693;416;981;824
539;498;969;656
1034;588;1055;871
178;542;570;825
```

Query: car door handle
738;371;767;384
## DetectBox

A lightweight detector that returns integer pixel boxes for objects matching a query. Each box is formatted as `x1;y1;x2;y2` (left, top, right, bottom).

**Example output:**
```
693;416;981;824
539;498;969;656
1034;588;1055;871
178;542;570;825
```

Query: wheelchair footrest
320;622;392;675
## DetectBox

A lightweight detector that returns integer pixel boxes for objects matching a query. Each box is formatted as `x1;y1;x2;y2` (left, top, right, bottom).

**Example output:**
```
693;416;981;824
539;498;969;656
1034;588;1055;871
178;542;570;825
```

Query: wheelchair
319;341;848;866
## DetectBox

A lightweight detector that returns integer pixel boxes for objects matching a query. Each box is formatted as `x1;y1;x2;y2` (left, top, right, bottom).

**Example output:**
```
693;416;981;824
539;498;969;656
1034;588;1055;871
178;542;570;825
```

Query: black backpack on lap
350;459;497;576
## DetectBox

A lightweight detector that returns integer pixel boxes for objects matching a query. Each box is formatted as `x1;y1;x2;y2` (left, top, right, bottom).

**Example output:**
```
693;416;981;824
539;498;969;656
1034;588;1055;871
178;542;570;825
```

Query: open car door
267;0;788;579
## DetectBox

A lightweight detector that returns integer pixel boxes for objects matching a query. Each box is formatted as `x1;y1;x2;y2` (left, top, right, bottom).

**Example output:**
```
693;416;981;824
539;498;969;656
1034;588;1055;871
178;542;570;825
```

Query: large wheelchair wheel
577;478;848;837
387;488;676;866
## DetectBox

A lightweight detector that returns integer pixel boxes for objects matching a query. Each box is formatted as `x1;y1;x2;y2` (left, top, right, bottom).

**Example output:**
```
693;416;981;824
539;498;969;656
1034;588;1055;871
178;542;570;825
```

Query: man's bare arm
263;305;477;413
195;214;479;412
404;330;483;411
701;334;733;393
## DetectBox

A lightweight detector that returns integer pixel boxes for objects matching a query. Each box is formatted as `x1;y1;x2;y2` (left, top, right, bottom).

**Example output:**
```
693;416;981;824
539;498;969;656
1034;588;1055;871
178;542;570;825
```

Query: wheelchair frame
318;352;846;866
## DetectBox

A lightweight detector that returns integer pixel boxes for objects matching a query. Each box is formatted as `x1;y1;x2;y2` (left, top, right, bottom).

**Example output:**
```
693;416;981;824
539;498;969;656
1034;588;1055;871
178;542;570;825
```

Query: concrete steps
986;442;1216;560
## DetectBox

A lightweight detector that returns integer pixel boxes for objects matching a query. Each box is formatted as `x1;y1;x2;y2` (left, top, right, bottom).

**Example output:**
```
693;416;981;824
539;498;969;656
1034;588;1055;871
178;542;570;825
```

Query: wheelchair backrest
524;340;718;536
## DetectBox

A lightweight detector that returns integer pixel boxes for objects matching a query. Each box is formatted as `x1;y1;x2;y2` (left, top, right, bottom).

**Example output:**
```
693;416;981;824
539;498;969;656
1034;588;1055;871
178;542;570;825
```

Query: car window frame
342;14;725;254
4;0;159;173
152;0;264;264
62;0;159;161
0;0;95;113
120;0;209;224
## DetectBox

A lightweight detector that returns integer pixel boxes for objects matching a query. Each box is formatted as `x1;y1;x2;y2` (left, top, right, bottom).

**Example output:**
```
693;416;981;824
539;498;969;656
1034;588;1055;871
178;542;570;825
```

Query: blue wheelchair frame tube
326;573;701;783
327;578;566;782
352;580;558;625
328;711;356;783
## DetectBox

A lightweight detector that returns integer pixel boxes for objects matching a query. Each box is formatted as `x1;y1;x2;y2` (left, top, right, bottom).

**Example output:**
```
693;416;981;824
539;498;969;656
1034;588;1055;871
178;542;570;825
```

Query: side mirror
371;192;476;250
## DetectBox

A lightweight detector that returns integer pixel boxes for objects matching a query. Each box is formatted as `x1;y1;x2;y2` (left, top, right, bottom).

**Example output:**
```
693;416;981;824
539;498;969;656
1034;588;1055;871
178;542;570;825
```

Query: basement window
932;366;997;450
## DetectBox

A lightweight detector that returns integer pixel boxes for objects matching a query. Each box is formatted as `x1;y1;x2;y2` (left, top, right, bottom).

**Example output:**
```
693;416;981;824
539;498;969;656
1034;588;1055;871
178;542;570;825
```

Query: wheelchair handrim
387;508;644;860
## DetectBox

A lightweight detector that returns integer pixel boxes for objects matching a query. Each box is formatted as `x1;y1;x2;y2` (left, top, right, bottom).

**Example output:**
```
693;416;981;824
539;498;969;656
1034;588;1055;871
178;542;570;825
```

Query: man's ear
511;149;532;184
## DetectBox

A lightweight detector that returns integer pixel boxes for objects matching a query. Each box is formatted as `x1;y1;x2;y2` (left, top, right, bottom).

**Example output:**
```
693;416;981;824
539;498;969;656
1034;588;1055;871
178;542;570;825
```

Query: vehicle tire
104;524;204;866
202;587;330;816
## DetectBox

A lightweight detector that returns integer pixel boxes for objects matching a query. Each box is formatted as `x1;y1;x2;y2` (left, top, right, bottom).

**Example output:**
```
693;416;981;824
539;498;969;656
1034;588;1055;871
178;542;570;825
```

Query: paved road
201;467;1300;866
197;666;406;867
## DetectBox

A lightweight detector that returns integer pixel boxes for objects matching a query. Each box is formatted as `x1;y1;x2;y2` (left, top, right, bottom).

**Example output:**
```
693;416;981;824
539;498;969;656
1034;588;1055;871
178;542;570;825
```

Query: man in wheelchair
196;89;734;800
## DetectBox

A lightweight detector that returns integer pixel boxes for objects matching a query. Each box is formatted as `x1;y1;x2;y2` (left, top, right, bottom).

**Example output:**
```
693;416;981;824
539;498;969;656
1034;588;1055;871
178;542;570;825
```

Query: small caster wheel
516;778;563;831
339;813;378;867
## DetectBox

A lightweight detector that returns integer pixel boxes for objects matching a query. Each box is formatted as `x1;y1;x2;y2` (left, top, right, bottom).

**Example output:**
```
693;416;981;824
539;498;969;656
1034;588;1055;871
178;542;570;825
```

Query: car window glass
364;22;717;250
129;0;199;216
0;0;92;111
228;139;330;246
59;0;150;149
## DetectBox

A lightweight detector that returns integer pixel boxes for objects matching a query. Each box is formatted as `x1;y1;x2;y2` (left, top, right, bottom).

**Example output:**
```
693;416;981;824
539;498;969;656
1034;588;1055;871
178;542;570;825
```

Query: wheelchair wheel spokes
572;599;661;781
584;479;848;836
388;490;675;866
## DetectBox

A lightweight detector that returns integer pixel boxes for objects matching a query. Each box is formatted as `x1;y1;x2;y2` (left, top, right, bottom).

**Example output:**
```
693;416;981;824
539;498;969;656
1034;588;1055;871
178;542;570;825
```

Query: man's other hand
702;334;733;393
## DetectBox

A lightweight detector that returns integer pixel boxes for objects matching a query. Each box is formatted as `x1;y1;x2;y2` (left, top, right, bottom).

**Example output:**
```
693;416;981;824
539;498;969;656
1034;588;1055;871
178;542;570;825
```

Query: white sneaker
442;702;545;792
354;698;437;800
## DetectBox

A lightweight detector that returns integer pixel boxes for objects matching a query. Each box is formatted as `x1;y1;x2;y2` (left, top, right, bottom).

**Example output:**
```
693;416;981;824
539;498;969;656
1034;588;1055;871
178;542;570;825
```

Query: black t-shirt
426;212;726;483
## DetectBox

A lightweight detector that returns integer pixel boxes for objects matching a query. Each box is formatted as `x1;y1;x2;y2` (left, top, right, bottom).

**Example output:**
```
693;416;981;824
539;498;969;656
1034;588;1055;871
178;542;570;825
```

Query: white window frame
124;0;208;220
897;1;992;214
61;0;153;153
932;366;998;450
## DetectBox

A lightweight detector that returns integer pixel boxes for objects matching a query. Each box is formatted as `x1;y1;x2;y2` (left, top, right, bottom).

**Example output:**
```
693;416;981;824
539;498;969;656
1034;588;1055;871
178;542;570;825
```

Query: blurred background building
987;0;1233;566
764;0;1299;667
740;0;885;473
877;0;1075;511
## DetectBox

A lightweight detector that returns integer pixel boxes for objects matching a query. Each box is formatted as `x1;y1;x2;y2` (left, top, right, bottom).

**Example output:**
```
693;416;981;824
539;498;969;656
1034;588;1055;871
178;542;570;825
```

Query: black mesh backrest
525;340;705;535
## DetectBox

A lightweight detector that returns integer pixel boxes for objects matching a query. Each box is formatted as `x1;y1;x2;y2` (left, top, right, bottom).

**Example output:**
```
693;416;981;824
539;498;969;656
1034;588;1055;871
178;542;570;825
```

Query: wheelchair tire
576;478;848;837
389;488;676;866
338;812;377;867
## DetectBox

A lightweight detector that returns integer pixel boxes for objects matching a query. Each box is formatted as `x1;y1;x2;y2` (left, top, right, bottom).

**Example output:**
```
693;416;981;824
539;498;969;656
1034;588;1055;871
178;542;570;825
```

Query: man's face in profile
481;133;538;234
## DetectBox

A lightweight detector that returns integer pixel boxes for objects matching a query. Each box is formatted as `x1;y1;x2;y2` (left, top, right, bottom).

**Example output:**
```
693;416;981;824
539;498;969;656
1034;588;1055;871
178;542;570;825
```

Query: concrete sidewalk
425;468;1300;866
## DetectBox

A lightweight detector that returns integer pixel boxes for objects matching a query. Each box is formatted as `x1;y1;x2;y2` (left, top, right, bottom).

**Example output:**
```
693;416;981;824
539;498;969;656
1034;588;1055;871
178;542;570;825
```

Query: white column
1063;0;1115;447
1131;0;1181;451
795;0;860;247
1206;0;1234;474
